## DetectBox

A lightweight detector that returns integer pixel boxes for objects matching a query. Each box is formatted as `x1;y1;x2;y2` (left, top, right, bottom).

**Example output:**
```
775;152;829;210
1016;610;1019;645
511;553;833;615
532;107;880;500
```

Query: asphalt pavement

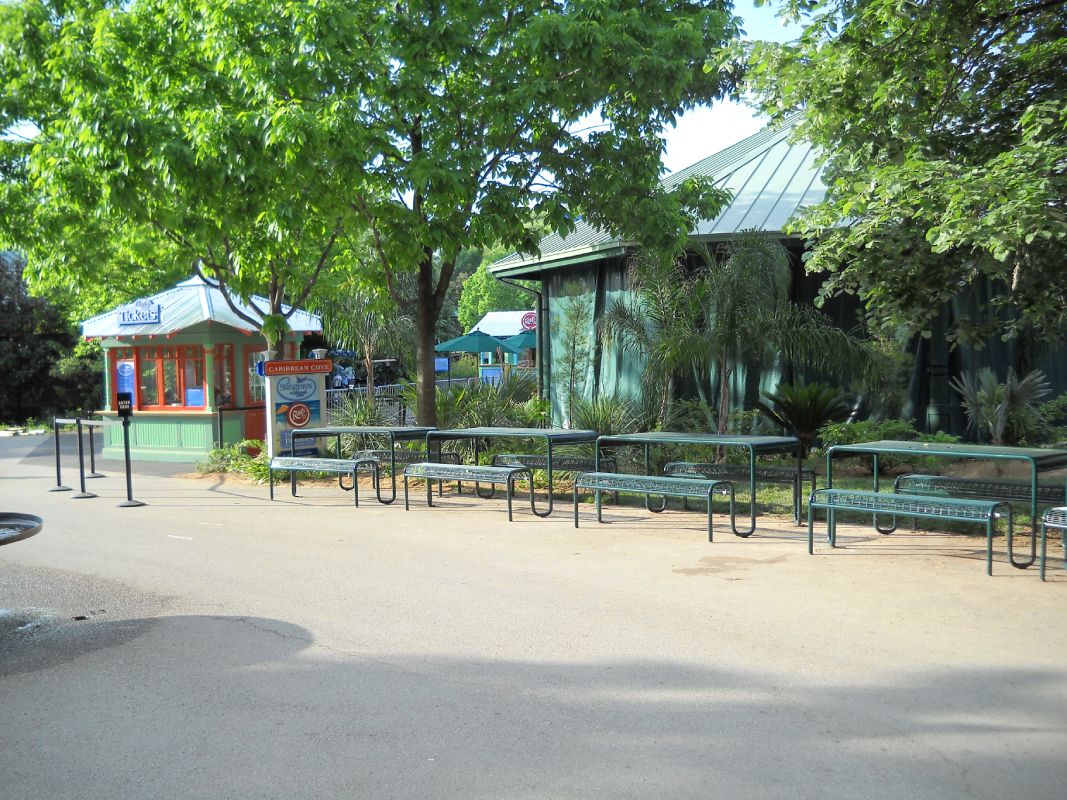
1;435;1066;799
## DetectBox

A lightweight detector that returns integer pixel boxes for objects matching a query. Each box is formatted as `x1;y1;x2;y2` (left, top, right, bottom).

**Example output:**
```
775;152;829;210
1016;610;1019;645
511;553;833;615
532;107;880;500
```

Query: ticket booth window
214;344;234;407
134;345;207;409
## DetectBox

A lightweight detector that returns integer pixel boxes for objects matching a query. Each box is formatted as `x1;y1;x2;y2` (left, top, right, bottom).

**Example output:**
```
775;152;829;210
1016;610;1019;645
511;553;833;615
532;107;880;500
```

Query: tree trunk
717;354;732;460
364;346;375;410
414;258;439;427
717;354;733;434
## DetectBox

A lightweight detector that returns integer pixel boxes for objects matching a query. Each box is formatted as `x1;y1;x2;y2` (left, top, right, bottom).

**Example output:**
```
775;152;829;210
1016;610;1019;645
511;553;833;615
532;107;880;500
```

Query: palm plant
317;280;409;409
570;395;648;438
949;367;1051;445
602;252;701;426
680;233;867;436
756;382;852;456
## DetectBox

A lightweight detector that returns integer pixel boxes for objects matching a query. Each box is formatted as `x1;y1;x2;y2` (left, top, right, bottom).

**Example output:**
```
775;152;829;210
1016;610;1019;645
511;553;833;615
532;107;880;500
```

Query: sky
660;0;804;174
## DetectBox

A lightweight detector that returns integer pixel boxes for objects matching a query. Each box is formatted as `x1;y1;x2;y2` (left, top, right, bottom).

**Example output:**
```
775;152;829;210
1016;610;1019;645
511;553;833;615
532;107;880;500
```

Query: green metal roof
491;115;821;278
81;276;322;338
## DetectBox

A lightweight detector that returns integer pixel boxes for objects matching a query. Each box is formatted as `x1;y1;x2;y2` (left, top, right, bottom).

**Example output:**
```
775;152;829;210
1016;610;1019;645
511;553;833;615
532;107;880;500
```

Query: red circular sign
287;403;311;428
521;311;537;330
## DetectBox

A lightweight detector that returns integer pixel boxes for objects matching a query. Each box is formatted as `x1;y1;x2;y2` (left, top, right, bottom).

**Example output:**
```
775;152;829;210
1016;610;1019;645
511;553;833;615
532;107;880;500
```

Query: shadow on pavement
1;611;1065;799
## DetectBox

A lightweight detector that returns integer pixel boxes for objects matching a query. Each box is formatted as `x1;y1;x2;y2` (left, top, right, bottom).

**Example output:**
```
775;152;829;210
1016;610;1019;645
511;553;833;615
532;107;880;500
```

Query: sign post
116;392;144;507
263;359;332;459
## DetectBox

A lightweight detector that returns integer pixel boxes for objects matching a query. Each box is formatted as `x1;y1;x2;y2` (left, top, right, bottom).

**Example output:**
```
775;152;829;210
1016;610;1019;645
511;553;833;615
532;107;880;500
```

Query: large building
490;119;1066;432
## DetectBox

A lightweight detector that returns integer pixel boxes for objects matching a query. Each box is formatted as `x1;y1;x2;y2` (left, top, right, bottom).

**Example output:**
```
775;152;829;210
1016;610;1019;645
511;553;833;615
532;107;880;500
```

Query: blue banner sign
118;299;162;326
116;360;137;408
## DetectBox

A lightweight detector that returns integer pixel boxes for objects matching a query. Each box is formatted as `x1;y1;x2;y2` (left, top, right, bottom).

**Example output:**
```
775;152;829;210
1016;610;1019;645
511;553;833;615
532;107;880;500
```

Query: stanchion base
73;492;97;499
48;486;72;492
87;473;106;479
118;500;146;508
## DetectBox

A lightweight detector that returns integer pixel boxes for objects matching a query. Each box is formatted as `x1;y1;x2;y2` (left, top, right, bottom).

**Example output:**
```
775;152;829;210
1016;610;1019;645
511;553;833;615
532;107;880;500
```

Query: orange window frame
132;345;206;410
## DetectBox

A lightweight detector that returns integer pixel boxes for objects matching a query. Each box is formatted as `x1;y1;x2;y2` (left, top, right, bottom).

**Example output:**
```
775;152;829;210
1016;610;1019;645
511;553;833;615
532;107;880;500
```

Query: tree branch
287;220;342;314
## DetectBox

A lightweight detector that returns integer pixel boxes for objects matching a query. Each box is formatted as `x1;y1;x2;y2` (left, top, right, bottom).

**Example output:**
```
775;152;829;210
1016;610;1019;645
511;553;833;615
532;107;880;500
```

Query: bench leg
724;486;737;539
793;474;800;526
524;471;542;517
1040;521;1048;581
806;474;816;526
807;504;815;554
986;517;995;577
596;489;603;523
506;478;514;522
573;485;579;528
352;468;359;507
646;493;668;513
828;508;837;548
706;492;713;543
427;476;434;508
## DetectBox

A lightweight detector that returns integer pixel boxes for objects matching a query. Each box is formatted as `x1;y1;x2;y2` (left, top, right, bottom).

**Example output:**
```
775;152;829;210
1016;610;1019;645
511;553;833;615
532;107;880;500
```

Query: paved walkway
1;436;1065;799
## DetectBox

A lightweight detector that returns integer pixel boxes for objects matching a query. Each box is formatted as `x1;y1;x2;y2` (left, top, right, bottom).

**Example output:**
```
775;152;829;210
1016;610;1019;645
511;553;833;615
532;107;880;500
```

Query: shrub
948;367;1050;445
197;439;270;482
757;382;852;456
571;395;646;437
1033;393;1067;445
817;419;960;473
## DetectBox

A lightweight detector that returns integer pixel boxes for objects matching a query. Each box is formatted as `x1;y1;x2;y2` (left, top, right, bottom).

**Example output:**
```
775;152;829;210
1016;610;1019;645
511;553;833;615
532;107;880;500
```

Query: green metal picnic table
594;432;803;536
425;427;599;517
825;440;1067;568
290;426;438;504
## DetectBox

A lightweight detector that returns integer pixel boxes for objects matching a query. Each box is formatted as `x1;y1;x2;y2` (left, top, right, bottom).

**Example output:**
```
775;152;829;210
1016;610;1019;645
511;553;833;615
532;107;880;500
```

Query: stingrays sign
263;359;331;458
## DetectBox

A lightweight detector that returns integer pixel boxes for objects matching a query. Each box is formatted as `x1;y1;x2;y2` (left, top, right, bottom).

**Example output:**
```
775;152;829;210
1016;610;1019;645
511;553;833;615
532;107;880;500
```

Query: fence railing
326;378;476;425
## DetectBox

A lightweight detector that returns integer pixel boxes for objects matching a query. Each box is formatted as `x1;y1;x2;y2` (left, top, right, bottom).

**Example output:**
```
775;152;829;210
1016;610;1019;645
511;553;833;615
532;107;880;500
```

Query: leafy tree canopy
744;0;1067;343
1;0;373;343
3;0;742;423
339;0;741;422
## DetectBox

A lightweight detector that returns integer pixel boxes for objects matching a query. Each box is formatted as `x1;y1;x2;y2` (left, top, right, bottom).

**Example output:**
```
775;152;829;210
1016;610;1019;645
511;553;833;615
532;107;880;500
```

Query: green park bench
402;462;534;521
572;472;735;542
807;488;1013;576
268;456;380;507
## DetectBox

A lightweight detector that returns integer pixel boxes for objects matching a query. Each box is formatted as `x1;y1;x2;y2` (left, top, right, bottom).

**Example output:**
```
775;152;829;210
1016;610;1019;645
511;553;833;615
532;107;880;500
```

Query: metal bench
365;449;461;469
403;463;535;521
895;474;1065;505
491;453;615;472
268;456;380;507
572;472;735;542
664;461;816;523
489;453;619;503
1040;507;1067;581
807;488;1013;575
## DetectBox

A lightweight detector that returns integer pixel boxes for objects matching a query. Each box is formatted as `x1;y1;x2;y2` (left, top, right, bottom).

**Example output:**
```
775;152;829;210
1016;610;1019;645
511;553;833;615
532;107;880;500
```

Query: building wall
537;248;1067;435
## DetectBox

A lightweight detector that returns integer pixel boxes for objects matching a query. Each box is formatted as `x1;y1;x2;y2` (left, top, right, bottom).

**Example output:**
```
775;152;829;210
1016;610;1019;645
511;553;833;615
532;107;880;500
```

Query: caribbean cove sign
118;299;162;326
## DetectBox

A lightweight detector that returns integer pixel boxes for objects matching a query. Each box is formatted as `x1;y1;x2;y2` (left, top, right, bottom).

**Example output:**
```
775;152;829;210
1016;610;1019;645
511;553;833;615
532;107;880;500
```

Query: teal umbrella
435;329;521;355
503;330;537;351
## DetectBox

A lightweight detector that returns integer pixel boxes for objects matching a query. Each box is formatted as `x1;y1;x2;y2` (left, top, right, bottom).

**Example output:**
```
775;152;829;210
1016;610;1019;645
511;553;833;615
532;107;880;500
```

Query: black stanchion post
49;418;71;492
116;393;144;507
86;420;104;478
73;418;96;499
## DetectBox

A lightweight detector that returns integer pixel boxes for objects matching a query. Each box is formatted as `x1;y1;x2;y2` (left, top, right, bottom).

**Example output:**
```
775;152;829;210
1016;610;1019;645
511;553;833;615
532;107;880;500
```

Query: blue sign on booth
434;357;449;373
116;360;137;408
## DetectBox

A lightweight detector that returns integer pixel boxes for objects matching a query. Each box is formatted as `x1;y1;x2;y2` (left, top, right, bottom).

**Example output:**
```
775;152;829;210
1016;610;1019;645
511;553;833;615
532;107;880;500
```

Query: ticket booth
82;276;322;462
